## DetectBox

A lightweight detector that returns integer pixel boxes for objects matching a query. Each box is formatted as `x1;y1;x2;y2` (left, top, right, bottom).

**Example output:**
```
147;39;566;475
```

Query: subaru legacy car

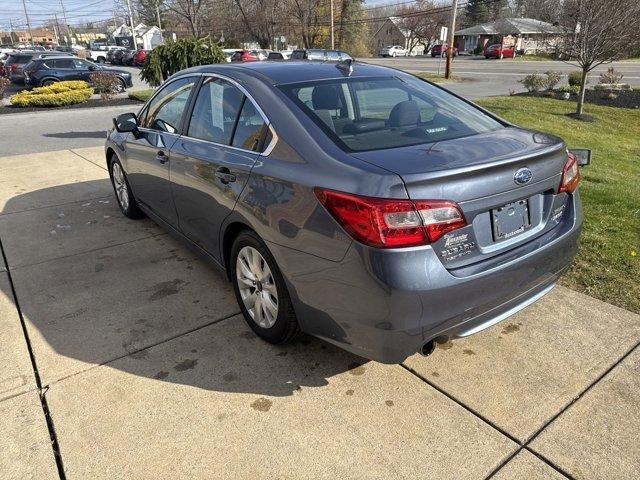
106;61;584;363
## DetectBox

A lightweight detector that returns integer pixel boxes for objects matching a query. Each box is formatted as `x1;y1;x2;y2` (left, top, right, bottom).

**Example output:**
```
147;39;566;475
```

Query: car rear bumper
271;191;583;363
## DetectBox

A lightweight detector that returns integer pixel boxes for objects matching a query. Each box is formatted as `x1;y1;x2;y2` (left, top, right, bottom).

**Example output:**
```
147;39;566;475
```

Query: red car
484;44;515;59
230;50;259;62
430;44;458;57
133;49;150;66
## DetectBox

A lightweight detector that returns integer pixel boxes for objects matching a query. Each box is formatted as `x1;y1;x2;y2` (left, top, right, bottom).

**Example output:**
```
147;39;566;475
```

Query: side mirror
113;112;138;133
569;148;591;167
88;64;97;71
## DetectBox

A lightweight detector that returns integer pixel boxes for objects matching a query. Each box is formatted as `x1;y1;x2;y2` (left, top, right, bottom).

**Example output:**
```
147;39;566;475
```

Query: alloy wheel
236;246;278;328
111;162;129;211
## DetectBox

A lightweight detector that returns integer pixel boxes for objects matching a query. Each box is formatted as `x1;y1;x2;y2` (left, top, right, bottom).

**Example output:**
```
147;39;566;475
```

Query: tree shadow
0;180;365;398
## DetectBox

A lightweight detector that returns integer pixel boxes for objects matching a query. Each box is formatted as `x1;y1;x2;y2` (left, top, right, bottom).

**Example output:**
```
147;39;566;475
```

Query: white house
112;23;163;49
454;18;561;54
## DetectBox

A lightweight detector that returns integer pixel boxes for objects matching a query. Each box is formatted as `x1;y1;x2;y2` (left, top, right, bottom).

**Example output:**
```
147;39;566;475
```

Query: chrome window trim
136;73;203;123
181;72;278;156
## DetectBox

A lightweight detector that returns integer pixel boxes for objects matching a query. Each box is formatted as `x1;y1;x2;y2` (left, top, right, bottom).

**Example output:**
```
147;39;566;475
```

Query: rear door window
187;77;244;144
53;58;75;69
232;99;269;152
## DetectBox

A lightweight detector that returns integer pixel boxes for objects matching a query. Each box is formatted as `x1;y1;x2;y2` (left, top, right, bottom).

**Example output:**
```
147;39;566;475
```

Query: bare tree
556;0;640;116
231;0;280;48
165;0;214;36
395;1;449;54
287;0;325;48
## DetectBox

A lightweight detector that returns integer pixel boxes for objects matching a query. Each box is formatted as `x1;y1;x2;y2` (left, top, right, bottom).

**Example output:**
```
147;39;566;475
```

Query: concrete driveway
1;147;639;479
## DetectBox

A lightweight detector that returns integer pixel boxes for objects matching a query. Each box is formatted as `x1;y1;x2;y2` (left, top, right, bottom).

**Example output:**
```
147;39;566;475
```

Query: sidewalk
1;147;639;479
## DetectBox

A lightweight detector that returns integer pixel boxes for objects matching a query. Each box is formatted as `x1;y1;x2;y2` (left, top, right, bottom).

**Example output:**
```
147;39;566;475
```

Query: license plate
492;199;530;241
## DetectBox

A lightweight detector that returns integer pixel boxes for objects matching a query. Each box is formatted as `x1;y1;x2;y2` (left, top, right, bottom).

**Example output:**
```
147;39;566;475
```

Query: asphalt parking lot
1;146;639;479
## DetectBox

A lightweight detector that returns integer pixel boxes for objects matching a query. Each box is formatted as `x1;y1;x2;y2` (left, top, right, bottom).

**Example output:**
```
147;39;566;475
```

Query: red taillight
10;64;17;72
314;188;466;248
559;152;580;193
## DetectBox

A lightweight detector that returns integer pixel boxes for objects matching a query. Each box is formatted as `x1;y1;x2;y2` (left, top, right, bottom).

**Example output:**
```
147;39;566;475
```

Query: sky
0;0;413;31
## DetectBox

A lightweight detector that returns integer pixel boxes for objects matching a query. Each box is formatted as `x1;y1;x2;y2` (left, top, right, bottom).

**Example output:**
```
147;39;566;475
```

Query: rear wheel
113;78;126;93
41;78;58;87
231;231;299;344
109;156;144;219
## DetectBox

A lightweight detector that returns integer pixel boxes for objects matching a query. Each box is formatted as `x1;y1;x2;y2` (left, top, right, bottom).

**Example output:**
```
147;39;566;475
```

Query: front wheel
231;231;299;344
109;156;144;219
113;78;126;93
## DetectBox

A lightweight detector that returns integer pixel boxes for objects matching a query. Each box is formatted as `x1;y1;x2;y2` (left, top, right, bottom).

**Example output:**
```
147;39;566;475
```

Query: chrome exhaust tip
419;340;436;357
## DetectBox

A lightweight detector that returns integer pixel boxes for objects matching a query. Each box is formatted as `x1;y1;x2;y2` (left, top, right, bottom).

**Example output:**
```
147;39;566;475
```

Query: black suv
4;51;74;83
23;56;133;90
289;49;352;61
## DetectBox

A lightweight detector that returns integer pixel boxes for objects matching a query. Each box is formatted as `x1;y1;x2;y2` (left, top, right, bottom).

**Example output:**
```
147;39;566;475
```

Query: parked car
430;44;458;57
122;50;136;66
133;49;150;66
4;51;74;83
230;50;260;62
380;45;408;57
267;50;292;60
107;62;585;363
54;45;76;54
111;49;129;65
24;56;133;90
289;49;353;61
106;47;126;64
484;43;516;59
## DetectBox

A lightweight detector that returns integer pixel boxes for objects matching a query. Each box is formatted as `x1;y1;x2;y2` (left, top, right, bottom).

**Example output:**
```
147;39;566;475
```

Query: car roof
178;61;392;85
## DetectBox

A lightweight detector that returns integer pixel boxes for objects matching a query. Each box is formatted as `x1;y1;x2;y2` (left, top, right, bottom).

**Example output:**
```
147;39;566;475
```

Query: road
362;56;640;98
2;58;638;156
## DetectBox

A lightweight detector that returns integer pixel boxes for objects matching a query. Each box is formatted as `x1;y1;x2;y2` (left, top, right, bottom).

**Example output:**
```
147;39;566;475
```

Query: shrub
599;67;624;84
520;73;546;92
141;37;225;86
568;71;586;87
89;72;121;100
558;85;581;95
10;81;93;107
0;76;9;100
544;70;562;90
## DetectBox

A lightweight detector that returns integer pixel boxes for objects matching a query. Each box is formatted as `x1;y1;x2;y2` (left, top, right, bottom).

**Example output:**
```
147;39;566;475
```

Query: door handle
215;167;236;184
156;150;168;164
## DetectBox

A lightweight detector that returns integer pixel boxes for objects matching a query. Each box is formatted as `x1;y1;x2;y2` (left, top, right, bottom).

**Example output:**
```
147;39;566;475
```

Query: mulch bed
0;97;144;115
517;88;640;109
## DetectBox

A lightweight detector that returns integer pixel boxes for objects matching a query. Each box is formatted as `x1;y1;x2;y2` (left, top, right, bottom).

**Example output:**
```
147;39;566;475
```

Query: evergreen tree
464;0;507;25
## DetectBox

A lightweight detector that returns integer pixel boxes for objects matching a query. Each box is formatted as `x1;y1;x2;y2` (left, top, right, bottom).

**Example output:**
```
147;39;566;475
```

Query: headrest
389;100;420;127
312;85;342;110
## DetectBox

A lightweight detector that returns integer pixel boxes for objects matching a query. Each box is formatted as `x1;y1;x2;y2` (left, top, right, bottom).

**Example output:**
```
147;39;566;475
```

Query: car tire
97;57;105;64
113;78;126;93
41;78;58;86
231;230;300;344
108;156;144;219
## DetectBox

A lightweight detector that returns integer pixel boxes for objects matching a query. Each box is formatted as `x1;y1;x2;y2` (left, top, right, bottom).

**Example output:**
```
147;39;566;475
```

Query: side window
354;83;409;119
232;99;269;152
326;51;340;61
143;77;195;133
187;77;243;144
53;58;75;69
72;59;88;69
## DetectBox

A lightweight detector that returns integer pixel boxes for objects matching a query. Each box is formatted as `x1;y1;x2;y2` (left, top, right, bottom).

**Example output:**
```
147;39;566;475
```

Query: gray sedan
106;61;584;363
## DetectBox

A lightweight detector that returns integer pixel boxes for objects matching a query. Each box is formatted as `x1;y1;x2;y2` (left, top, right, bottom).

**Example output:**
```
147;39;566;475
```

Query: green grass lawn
476;96;640;313
128;89;156;102
414;72;462;83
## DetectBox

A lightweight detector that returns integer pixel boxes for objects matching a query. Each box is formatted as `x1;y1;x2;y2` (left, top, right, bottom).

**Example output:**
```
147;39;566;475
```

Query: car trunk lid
352;127;570;269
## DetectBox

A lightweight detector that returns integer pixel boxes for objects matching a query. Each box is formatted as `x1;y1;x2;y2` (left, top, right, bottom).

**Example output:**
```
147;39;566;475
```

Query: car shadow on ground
43;131;107;139
1;180;367;397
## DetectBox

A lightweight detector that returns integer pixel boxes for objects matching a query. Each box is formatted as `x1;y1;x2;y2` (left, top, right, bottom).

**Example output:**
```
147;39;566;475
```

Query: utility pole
21;0;34;45
9;18;15;44
156;2;164;43
330;0;335;49
59;0;70;45
125;0;137;48
53;13;61;45
445;0;458;79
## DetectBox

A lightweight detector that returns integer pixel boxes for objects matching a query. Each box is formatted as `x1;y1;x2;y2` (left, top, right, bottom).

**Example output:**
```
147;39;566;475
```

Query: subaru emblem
514;167;532;185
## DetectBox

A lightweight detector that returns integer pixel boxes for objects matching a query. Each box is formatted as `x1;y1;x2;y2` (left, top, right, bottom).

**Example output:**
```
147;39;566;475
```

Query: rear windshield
9;55;32;64
279;76;503;152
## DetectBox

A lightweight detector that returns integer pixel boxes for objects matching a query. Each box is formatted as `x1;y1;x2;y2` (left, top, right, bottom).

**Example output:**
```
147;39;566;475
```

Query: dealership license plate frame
492;199;531;241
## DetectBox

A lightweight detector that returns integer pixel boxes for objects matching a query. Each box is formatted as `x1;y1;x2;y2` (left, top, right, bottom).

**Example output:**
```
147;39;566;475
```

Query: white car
380;45;408;57
89;45;124;64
